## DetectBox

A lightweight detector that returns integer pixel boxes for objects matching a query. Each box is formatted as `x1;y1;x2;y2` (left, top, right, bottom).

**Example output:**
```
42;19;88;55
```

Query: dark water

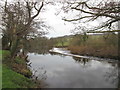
28;48;118;88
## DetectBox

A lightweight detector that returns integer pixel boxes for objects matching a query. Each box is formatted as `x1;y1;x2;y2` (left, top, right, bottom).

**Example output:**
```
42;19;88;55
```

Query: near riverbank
1;50;42;88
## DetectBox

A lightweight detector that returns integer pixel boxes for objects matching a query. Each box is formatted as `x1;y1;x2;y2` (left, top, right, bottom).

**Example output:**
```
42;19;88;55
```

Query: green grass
55;42;69;46
0;50;2;89
1;50;10;59
0;65;2;90
1;50;38;88
2;65;36;88
14;57;25;65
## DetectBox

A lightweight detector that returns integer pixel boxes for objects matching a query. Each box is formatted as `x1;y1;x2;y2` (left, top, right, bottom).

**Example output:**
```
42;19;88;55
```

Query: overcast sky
40;2;100;38
40;3;76;38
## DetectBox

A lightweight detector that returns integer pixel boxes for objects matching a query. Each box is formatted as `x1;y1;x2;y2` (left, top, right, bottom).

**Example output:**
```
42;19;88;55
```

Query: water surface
28;48;118;88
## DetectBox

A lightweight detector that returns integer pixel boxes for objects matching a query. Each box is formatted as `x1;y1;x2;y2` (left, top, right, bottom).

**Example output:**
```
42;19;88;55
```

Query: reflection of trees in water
72;56;89;66
117;62;120;89
49;52;58;55
30;66;48;87
105;66;118;87
49;52;66;58
104;61;119;88
73;56;119;88
99;60;118;87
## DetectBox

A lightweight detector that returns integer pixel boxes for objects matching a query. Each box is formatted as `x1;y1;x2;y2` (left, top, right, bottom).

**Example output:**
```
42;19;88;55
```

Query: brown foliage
68;33;118;59
68;44;118;59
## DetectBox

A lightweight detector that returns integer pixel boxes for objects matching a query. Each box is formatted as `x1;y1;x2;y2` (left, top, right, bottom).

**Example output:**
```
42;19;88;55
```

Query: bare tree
62;0;120;32
1;0;45;58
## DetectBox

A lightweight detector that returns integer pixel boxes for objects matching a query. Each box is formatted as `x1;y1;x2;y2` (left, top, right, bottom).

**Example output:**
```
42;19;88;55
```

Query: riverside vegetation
1;1;45;88
1;50;42;88
52;33;118;59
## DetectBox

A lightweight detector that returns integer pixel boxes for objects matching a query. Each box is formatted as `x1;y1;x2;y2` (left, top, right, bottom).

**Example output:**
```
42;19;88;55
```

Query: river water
28;48;118;88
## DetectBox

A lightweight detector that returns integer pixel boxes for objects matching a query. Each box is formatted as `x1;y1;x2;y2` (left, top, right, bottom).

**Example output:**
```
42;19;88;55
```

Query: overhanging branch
32;2;44;20
63;16;93;22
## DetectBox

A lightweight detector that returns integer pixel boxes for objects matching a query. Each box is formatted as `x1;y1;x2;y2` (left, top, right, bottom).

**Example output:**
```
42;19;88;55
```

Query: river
28;48;118;88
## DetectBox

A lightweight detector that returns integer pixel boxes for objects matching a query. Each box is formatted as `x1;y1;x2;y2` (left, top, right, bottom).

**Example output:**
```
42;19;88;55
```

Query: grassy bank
0;65;1;89
0;50;2;89
2;65;37;88
1;50;41;88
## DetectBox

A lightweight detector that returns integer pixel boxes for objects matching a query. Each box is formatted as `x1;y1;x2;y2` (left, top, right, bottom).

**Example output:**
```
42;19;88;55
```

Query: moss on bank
0;65;2;89
0;50;2;89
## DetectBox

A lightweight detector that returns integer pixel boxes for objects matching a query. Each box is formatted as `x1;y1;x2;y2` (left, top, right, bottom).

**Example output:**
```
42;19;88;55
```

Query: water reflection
72;56;89;66
49;52;66;58
28;49;119;88
105;66;118;86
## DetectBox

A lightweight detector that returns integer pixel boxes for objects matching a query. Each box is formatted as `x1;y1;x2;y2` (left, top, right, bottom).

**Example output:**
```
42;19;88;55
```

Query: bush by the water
68;33;118;59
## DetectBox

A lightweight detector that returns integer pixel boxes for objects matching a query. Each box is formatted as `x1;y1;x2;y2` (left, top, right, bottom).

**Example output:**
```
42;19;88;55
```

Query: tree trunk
10;37;20;59
118;32;120;60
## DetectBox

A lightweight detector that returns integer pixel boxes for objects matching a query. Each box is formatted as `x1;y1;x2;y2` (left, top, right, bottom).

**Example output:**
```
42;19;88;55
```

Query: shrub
68;34;118;59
